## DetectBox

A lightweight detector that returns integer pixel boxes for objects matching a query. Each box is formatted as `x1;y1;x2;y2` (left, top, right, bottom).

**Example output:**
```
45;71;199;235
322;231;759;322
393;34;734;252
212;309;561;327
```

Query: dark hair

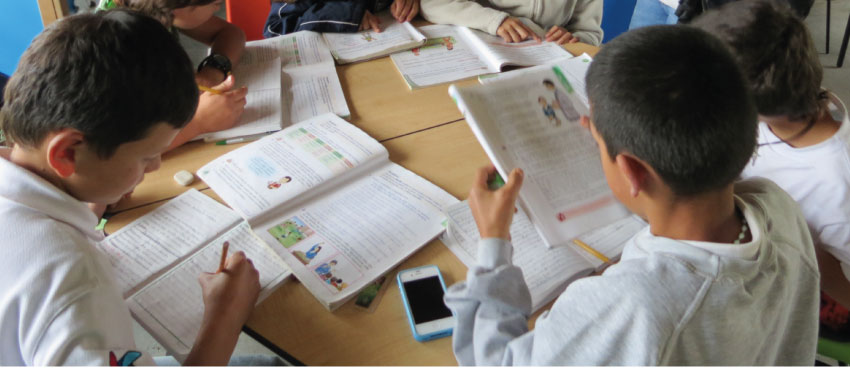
0;10;198;158
112;0;217;26
586;25;757;197
692;0;822;121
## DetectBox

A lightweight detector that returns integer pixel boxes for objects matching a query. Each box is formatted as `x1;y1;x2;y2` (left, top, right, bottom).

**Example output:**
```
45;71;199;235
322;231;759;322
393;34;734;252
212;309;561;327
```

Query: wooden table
107;43;598;365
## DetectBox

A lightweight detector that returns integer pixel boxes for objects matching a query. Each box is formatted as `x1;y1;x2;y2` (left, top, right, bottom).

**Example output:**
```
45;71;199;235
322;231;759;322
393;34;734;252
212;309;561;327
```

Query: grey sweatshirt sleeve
444;238;535;365
420;0;510;35
565;0;604;46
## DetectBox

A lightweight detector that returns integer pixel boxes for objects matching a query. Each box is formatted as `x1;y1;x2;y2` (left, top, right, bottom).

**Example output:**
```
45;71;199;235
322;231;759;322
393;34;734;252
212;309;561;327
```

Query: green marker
487;172;505;190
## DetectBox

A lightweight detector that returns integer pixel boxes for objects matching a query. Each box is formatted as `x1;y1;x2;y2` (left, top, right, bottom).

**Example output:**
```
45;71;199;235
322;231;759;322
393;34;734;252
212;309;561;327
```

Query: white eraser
173;170;194;186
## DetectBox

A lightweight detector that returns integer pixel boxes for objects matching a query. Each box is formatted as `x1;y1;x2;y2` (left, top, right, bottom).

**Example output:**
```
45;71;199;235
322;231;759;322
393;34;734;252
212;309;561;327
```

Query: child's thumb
213;74;235;91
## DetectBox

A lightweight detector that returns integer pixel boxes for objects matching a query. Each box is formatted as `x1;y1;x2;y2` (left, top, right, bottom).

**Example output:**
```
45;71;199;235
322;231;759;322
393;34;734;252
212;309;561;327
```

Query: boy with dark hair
448;25;819;365
0;10;262;365
101;0;250;150
694;0;850;338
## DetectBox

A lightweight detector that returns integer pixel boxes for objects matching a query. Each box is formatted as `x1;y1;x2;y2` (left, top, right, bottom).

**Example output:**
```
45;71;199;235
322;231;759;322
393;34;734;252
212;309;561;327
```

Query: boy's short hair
0;10;198;158
111;0;217;25
692;0;822;121
586;25;757;197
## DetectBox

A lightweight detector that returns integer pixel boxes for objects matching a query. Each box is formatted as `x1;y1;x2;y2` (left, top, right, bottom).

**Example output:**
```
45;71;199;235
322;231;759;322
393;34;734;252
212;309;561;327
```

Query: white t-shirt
741;93;850;279
0;153;155;366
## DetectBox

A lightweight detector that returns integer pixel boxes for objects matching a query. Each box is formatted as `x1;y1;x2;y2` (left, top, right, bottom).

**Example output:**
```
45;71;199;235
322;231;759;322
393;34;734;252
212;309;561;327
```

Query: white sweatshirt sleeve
420;0;510;35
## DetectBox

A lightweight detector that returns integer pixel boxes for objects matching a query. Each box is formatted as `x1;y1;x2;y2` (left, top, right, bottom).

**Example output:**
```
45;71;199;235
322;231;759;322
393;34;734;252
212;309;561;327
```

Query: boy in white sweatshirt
447;24;818;365
420;0;603;46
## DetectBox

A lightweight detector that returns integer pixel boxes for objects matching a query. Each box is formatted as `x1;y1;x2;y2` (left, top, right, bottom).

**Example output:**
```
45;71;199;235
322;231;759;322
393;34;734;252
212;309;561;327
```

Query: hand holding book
468;166;524;239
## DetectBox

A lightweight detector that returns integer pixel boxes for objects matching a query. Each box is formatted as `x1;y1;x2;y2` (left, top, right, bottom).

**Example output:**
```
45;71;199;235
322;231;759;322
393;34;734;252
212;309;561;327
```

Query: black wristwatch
197;53;232;77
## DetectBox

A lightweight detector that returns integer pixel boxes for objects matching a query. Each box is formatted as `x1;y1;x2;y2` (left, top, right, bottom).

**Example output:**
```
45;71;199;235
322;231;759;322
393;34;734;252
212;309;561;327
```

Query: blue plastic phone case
397;265;453;342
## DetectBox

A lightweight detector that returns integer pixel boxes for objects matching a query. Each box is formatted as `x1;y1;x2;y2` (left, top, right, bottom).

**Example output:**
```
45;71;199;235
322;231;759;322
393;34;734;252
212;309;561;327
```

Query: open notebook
389;24;571;89
96;189;291;358
449;54;631;248
322;12;426;64
198;113;459;310
199;31;351;141
441;200;645;312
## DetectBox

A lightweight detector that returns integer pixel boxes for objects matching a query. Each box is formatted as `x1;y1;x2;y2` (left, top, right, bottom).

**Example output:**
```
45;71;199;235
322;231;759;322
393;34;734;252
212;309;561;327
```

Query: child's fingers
370;16;381;33
545;26;560;38
473;166;497;191
557;33;573;45
525;24;542;42
546;28;563;42
569;37;580;43
406;2;419;22
213;74;235;91
400;0;414;21
227;86;249;100
501;168;525;202
225;251;248;269
506;27;521;43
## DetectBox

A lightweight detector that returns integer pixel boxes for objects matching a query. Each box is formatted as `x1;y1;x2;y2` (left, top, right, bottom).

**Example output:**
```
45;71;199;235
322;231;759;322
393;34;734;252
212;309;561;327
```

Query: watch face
200;53;232;75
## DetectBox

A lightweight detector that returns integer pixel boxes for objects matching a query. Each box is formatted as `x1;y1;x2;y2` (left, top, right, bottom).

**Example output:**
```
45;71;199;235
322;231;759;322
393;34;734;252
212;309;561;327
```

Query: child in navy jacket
264;0;420;38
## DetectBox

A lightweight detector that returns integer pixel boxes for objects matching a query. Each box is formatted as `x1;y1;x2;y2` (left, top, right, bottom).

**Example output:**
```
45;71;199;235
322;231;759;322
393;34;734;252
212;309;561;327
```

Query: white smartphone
397;265;454;342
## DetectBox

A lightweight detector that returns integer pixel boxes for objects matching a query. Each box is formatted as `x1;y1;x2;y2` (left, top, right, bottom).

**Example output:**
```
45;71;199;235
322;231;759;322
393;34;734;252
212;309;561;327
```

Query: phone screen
403;276;453;324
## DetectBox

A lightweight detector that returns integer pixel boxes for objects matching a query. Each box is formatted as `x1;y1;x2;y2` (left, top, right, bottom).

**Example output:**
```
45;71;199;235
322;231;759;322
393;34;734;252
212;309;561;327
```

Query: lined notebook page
442;201;644;312
127;221;290;357
97;190;242;297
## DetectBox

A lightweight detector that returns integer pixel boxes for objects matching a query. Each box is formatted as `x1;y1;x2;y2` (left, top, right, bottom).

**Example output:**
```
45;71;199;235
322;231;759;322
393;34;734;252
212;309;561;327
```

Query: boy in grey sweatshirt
420;0;603;46
447;25;819;365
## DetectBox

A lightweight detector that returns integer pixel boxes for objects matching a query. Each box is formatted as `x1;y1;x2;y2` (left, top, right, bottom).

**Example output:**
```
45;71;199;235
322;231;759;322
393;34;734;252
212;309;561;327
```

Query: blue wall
601;0;638;43
0;1;45;75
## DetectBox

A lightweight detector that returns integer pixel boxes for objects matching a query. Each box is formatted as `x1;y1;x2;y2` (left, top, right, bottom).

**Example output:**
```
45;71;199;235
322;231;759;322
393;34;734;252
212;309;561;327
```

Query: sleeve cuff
477;238;513;269
486;12;510;36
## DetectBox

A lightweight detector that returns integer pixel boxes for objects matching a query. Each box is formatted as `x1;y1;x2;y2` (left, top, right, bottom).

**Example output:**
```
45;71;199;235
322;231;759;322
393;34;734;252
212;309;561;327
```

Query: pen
216;241;230;273
572;238;610;263
198;85;222;95
214;131;277;145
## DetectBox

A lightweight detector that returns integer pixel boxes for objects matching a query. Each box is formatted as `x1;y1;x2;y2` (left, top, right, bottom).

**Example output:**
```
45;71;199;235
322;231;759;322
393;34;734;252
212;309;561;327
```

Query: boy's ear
45;129;85;178
615;153;650;198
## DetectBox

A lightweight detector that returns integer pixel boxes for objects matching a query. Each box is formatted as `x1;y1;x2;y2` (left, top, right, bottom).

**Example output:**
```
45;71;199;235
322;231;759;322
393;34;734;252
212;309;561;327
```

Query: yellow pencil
216;241;230;273
572;238;610;263
198;84;222;95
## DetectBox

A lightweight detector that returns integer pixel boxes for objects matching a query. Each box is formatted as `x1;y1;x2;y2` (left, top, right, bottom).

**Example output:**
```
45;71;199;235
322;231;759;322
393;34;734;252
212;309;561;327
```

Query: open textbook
96;189;291;358
197;113;458;310
449;56;631;248
322;12;426;64
199;31;351;141
441;201;645;312
389;24;571;89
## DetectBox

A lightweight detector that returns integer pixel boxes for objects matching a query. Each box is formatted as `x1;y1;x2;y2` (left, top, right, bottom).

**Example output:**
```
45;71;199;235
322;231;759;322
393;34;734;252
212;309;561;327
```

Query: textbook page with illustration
441;200;645;312
389;24;570;89
480;52;593;108
322;12;426;64
200;31;350;141
198;113;459;310
96;189;291;358
449;60;630;248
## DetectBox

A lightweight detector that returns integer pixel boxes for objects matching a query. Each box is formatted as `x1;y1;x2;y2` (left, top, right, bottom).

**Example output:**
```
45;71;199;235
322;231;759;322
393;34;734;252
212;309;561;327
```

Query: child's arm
562;0;603;46
166;76;248;151
390;0;420;22
816;245;850;309
419;0;511;36
181;17;246;87
445;166;534;365
184;251;261;366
